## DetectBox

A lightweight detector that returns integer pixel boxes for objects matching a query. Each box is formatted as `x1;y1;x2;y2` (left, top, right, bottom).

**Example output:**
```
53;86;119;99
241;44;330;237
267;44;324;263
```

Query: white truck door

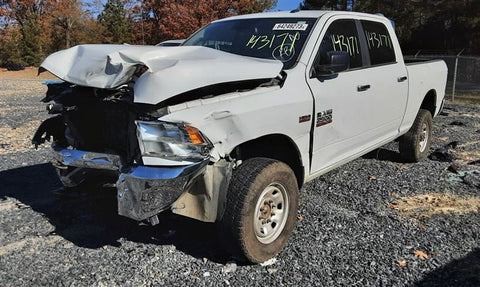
359;19;408;139
306;17;407;175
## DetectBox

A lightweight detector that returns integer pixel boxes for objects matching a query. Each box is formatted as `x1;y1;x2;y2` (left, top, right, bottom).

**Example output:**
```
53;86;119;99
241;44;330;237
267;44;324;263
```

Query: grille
63;98;141;165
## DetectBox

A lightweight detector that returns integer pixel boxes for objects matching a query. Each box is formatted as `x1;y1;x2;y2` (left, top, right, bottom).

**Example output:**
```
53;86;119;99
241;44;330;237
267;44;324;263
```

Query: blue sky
274;0;303;11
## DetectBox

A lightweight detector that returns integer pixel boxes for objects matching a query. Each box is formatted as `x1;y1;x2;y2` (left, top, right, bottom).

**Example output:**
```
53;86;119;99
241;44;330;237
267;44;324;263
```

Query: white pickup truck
32;11;447;263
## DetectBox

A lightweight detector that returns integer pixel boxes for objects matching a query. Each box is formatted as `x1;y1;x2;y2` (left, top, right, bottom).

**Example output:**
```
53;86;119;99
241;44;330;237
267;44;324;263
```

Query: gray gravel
0;78;479;286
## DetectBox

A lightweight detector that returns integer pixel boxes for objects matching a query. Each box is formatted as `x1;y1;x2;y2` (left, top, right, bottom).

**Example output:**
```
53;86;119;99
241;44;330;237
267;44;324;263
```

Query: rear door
306;16;408;175
359;19;408;137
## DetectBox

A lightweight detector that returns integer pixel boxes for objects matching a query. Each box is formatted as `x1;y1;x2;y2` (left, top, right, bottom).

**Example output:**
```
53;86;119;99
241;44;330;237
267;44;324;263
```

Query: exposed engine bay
32;82;142;166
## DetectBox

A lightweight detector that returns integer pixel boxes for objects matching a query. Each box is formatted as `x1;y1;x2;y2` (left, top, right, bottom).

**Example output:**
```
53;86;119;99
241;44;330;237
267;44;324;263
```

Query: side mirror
312;51;350;77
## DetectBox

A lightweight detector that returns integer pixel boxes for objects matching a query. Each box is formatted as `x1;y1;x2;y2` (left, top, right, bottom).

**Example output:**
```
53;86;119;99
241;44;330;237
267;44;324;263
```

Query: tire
218;157;299;263
399;109;433;162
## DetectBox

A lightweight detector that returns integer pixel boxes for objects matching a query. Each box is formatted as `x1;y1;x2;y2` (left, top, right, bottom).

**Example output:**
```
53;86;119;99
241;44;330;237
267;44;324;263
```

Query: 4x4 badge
299;115;311;123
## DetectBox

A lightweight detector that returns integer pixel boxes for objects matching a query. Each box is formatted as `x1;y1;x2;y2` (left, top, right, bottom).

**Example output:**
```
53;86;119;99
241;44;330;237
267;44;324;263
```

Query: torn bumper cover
54;147;208;221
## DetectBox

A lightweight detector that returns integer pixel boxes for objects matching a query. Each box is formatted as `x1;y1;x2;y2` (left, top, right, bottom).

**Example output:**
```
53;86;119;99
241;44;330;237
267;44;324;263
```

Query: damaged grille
64;100;139;164
41;82;144;165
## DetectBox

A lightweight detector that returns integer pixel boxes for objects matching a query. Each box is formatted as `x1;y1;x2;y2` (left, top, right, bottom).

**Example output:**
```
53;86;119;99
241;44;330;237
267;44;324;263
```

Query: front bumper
53;147;208;221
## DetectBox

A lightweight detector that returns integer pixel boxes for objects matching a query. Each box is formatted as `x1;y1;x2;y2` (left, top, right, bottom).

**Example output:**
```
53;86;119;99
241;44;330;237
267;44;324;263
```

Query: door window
360;20;396;65
317;20;363;69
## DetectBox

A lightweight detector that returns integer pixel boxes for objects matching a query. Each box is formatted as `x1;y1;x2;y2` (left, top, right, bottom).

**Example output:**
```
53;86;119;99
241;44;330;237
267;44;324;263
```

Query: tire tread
399;109;433;162
218;157;297;263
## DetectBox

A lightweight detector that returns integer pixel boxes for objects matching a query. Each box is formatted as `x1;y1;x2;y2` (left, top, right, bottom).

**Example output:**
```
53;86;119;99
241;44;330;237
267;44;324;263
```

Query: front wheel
399;109;433;162
218;158;299;263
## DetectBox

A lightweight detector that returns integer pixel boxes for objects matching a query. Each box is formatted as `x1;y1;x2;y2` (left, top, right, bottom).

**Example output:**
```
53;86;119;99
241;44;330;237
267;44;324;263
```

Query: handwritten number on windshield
246;32;300;52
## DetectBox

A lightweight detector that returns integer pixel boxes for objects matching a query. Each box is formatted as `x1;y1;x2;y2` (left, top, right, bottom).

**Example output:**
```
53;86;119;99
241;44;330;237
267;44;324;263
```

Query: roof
221;10;329;20
215;10;388;22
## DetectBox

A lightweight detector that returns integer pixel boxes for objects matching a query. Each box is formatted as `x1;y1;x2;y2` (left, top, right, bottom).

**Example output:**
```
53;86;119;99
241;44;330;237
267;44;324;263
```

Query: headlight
136;121;212;166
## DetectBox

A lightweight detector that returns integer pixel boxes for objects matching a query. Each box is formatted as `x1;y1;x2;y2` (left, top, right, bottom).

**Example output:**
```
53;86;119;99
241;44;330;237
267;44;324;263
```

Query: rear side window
318;20;363;69
361;20;396;65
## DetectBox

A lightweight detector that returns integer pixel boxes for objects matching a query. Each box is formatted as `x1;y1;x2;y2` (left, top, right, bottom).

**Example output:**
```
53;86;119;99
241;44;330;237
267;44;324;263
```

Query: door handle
357;84;371;92
398;76;408;82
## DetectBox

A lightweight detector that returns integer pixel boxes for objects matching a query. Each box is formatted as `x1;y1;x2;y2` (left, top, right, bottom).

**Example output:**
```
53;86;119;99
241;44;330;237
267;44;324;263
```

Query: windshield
182;18;317;69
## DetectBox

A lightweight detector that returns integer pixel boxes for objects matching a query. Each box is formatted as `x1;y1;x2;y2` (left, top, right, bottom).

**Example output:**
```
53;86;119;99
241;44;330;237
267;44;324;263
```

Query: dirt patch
0;120;42;154
0;201;17;212
453;149;480;164
0;67;58;80
390;193;480;219
448;140;480;164
0;236;62;257
448;93;480;105
0;90;18;97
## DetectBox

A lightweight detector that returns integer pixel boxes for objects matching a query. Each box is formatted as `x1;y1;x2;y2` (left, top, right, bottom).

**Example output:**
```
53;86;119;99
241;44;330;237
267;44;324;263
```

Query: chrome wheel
419;122;429;152
253;182;289;244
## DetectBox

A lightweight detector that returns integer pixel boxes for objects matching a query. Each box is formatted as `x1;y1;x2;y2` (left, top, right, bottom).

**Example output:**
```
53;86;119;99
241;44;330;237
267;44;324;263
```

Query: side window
318;20;363;69
361;20;396;65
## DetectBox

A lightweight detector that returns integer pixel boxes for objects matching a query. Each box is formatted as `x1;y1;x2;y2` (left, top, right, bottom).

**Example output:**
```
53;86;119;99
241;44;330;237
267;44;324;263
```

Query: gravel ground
0;78;479;286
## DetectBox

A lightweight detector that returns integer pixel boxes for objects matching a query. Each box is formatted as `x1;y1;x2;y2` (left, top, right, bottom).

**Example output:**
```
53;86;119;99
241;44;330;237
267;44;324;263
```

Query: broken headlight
136;121;212;166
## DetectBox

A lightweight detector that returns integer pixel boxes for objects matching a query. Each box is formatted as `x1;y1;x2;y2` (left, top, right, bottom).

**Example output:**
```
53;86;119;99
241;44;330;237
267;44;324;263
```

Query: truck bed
399;59;448;134
404;57;445;65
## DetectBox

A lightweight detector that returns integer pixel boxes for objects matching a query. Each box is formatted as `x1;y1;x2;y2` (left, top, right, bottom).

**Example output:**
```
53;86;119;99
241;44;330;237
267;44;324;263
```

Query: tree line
0;0;277;66
0;0;478;67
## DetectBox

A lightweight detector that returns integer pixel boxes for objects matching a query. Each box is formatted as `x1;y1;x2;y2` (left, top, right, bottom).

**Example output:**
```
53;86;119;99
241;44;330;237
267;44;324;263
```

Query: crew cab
32;11;447;263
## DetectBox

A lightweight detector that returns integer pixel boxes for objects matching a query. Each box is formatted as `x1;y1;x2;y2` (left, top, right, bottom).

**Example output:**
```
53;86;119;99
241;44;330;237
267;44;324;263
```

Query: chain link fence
406;51;480;101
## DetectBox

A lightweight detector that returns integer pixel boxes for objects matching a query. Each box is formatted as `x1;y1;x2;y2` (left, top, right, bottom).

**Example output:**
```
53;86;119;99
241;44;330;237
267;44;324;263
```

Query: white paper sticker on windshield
273;23;308;31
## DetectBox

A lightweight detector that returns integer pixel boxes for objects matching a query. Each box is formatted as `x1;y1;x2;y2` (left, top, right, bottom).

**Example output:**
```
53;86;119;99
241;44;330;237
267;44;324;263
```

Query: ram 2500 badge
32;11;447;263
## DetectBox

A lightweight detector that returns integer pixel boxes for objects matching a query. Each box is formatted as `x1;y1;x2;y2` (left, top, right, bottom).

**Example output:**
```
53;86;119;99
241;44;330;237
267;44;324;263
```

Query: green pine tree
98;0;131;44
20;14;43;66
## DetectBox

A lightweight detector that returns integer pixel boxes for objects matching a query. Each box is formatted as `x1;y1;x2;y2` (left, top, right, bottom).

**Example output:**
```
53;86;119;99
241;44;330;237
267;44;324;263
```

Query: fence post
452;49;464;101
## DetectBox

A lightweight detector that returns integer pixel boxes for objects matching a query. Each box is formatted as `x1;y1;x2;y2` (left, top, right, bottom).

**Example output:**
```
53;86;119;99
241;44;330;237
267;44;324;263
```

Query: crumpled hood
40;44;283;104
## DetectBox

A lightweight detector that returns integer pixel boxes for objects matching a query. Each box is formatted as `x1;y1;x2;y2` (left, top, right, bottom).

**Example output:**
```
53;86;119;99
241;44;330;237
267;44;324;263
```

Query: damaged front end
32;44;283;224
33;81;212;222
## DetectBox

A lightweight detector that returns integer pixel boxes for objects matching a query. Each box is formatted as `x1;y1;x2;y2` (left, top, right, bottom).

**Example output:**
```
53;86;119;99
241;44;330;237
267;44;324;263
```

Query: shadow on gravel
362;148;407;163
415;249;480;287
0;163;231;263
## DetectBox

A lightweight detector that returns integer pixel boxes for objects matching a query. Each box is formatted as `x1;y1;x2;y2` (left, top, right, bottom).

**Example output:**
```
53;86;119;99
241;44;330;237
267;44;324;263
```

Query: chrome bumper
53;148;208;221
54;149;121;171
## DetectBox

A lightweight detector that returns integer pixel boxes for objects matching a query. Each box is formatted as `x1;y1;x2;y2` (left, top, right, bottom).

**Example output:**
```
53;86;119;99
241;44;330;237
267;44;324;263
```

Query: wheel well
230;134;304;188
421;90;436;116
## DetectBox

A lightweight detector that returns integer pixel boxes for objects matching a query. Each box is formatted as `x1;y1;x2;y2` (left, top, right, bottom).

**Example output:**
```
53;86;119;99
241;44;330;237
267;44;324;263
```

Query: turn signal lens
135;65;149;77
185;125;205;144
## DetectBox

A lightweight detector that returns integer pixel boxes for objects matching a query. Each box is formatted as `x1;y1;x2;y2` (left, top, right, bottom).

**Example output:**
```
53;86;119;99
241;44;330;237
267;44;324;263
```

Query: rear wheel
399;109;433;162
218;158;299;263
